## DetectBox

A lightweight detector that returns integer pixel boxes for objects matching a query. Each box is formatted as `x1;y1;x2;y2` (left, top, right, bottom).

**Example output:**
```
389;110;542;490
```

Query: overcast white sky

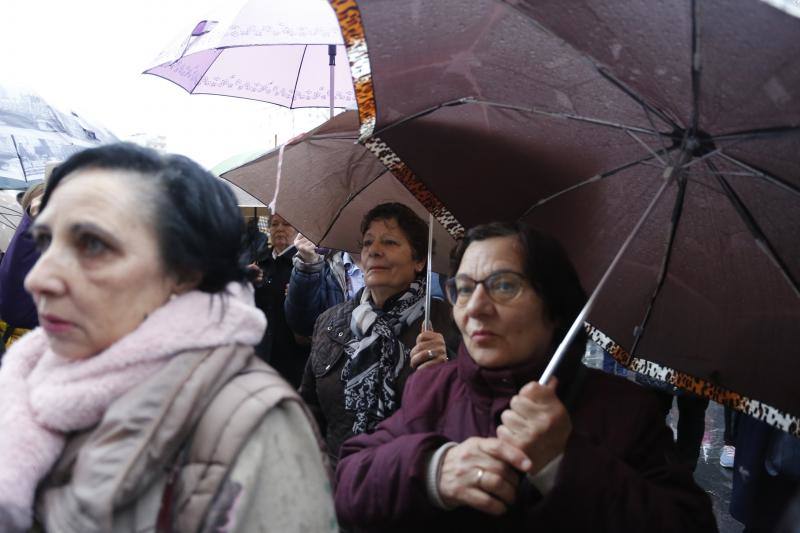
1;0;333;169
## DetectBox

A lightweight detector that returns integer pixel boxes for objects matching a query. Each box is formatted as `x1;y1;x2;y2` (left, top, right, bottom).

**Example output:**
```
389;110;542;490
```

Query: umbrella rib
188;49;223;94
596;67;679;130
318;167;390;244
711;125;800;142
368;97;670;141
624;129;667;166
705;160;800;298
690;0;702;132
520;147;676;218
10;135;28;181
713;153;800;198
491;0;678;131
289;45;309;109
630;172;688;355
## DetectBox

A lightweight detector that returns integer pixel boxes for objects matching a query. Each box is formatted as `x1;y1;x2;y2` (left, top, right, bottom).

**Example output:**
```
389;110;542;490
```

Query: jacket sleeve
298;315;328;439
284;256;329;337
529;393;718;532
334;375;450;529
215;401;338;533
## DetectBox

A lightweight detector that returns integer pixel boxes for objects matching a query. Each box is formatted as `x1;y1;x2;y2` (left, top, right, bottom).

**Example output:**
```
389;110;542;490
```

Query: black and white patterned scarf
341;280;426;434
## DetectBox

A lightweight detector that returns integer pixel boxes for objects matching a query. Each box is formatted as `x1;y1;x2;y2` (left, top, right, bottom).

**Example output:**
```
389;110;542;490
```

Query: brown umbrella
218;111;457;272
329;0;800;434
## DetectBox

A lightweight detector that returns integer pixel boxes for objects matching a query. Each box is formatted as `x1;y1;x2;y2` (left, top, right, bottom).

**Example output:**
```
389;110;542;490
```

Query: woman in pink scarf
0;143;337;532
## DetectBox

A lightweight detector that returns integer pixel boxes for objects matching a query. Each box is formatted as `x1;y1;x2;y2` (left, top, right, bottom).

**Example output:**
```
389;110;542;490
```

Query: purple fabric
334;345;717;532
0;212;39;329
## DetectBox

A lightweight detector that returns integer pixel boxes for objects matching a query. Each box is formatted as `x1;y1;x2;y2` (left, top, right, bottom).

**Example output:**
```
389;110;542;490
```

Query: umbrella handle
424;213;434;329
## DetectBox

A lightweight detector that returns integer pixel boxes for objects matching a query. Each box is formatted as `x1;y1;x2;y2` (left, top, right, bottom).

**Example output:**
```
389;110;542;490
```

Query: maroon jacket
335;346;717;532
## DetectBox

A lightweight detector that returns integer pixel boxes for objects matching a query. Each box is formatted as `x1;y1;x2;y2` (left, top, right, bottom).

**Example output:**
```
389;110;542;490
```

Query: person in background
333;221;716;532
252;213;310;388
240;216;270;267
730;415;800;532
300;202;460;469
0;143;336;532
0;182;46;358
284;234;365;338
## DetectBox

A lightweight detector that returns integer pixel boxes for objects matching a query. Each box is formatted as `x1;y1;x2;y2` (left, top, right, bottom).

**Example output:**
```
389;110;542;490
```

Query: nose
364;240;383;257
24;248;67;302
463;283;494;317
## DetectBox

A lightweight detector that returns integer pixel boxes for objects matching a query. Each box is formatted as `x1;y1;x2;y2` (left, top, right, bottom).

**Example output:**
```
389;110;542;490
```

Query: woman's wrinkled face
453;236;556;369
361;218;424;305
24;169;178;359
269;214;298;254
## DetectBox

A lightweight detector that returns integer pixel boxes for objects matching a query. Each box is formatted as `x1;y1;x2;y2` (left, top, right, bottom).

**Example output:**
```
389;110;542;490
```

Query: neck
370;288;390;309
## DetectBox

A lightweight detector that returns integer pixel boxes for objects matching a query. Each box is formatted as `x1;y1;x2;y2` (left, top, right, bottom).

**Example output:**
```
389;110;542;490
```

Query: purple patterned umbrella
144;0;356;112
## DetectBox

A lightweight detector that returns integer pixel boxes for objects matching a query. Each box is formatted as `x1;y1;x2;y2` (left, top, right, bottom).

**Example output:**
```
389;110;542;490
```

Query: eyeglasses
445;271;528;306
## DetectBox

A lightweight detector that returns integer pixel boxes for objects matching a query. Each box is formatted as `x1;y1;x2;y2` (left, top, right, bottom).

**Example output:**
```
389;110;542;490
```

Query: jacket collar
456;343;586;409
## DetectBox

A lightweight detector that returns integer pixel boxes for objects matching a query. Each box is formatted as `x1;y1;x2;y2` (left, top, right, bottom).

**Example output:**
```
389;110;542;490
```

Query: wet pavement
583;346;743;532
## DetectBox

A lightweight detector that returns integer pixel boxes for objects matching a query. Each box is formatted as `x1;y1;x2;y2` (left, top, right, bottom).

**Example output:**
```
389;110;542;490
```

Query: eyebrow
31;220;123;250
455;269;523;279
69;222;122;248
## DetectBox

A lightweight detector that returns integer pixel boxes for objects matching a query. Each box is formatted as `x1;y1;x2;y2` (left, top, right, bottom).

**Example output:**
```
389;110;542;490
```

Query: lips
40;313;74;334
470;329;496;341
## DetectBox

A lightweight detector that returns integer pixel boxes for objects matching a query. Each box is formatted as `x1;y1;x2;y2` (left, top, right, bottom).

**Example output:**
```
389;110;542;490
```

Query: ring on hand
475;467;484;486
427;349;435;360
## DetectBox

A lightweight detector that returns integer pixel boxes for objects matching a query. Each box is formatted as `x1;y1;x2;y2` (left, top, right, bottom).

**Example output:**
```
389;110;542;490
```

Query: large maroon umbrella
329;0;800;434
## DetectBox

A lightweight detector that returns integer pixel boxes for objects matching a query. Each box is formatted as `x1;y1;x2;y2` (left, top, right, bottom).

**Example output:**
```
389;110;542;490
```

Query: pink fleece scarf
0;282;266;531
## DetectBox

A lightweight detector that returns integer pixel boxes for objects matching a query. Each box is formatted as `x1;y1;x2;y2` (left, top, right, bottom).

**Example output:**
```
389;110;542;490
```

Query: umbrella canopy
219;110;457;272
212;151;271;217
145;0;356;110
0;190;23;252
0;85;118;188
329;0;800;434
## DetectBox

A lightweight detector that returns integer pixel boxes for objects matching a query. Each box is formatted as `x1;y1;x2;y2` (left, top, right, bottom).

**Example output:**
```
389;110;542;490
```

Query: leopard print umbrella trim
585;322;800;438
329;0;465;240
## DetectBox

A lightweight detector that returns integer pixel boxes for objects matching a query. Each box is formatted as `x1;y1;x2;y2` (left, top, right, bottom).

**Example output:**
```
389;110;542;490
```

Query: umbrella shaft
539;161;686;385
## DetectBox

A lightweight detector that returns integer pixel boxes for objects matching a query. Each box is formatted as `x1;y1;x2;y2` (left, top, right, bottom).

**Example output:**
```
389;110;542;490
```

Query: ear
414;258;426;274
172;271;202;295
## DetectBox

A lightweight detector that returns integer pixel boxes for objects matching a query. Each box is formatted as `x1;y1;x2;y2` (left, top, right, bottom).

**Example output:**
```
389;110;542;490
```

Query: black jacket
299;290;460;469
254;246;310;388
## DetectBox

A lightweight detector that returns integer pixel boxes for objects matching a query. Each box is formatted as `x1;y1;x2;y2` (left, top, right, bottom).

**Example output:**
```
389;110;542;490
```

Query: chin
467;346;510;368
48;338;96;360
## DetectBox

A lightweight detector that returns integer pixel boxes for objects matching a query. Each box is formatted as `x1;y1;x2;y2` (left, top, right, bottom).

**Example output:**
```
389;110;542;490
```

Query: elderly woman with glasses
333;222;716;532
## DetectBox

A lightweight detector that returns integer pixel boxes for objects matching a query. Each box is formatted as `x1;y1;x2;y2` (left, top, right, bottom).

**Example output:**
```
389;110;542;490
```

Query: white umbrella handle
329;45;336;118
423;213;434;331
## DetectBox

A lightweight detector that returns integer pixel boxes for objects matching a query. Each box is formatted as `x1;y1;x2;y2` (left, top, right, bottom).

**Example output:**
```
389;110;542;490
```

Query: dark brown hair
360;202;428;262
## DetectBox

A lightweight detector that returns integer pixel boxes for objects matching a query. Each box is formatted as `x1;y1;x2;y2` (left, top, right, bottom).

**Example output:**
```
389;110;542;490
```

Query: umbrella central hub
675;128;716;158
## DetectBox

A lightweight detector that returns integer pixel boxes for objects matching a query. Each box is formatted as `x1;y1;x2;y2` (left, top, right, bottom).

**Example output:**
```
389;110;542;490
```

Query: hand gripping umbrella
329;0;800;435
145;0;356;115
